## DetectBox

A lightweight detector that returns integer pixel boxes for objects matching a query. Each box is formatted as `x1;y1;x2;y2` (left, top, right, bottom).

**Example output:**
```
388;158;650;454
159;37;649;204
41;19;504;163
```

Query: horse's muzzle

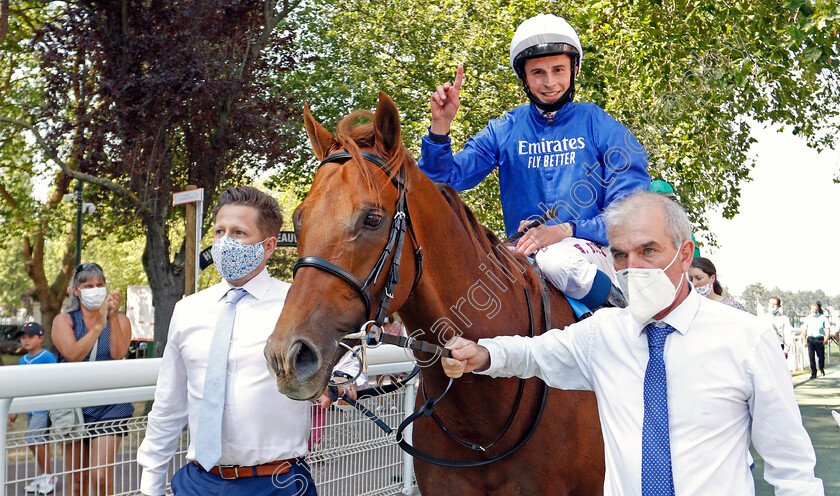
264;336;325;400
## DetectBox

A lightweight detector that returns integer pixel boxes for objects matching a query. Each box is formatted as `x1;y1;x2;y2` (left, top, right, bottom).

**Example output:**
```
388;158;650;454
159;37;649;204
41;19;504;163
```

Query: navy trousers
807;337;826;377
172;461;318;496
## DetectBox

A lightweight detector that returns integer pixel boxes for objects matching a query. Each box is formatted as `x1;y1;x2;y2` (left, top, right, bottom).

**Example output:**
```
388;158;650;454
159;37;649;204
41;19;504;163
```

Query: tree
0;2;77;347
2;0;304;354
275;0;840;243
741;282;770;315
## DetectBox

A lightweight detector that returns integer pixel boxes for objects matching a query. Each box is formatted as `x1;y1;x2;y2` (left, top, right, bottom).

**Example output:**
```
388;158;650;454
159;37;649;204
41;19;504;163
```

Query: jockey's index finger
453;65;464;91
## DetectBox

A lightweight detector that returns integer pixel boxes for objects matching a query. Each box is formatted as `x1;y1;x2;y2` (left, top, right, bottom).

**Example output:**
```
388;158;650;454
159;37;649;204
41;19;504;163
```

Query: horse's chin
274;373;329;401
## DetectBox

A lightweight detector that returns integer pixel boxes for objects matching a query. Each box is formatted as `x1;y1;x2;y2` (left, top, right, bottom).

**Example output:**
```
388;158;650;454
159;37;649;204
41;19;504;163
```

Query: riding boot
604;283;627;308
578;284;626;320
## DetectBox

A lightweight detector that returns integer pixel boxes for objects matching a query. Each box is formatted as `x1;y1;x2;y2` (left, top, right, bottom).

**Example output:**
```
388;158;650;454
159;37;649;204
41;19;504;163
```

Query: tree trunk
142;217;184;356
25;230;74;351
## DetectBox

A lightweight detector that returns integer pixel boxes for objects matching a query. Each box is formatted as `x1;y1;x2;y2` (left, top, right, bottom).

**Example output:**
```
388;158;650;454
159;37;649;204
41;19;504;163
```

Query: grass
2;352;23;366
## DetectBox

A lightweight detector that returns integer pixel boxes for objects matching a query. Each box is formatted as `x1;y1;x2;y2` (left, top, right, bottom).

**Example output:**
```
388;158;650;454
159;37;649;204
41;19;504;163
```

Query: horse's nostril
264;346;280;376
293;340;321;382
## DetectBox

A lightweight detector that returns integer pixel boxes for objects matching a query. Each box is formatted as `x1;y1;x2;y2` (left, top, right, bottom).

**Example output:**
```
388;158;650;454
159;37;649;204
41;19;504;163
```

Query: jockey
418;14;650;309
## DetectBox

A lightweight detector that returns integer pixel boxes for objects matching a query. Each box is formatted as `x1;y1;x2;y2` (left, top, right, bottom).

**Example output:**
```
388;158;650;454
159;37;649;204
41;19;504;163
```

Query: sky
704;123;840;297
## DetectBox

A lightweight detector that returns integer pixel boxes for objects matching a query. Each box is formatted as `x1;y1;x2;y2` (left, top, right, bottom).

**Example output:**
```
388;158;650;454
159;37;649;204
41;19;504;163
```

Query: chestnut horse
265;93;605;495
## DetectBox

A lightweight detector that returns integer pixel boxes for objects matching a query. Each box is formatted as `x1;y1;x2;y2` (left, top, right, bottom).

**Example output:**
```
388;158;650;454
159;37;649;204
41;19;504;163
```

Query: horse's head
265;93;419;400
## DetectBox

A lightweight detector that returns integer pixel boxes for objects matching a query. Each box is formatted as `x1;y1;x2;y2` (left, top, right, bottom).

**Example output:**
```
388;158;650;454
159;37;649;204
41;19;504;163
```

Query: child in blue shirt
6;322;57;494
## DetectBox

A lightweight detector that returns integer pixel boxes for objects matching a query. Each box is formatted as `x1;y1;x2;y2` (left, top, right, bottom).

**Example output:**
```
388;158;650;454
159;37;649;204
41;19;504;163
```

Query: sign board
277;231;297;247
199;246;214;270
172;188;205;206
127;285;154;341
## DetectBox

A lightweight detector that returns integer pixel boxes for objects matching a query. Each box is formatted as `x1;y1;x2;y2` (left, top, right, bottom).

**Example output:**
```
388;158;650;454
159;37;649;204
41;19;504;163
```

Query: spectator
137;186;360;496
688;257;746;311
801;303;831;379
441;191;822;494
765;297;792;356
52;263;133;496
7;322;57;494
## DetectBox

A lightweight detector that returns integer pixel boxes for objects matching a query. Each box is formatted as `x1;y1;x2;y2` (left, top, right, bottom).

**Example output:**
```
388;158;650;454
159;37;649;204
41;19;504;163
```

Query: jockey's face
523;54;576;105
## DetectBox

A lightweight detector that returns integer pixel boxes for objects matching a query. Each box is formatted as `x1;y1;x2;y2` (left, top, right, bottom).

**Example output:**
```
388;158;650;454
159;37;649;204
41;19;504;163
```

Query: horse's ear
304;103;337;161
374;92;401;153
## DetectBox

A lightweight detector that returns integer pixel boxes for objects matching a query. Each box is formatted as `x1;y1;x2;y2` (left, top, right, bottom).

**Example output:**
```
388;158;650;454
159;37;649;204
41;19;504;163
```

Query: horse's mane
436;183;536;285
333;109;534;289
333;110;414;201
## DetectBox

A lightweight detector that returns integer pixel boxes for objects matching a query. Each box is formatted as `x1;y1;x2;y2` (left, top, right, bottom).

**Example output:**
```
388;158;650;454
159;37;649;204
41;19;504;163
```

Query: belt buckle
218;465;239;480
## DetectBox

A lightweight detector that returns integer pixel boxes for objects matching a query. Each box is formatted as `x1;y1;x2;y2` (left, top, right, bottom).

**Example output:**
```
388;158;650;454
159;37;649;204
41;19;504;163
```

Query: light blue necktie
195;287;248;470
642;322;676;496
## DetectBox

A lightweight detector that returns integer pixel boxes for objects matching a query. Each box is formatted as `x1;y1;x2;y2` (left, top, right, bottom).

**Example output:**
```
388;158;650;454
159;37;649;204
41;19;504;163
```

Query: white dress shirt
764;313;793;351
137;269;360;495
478;289;823;496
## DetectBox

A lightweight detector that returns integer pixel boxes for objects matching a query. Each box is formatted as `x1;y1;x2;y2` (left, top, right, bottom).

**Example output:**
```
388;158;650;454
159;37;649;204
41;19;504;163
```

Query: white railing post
1;397;11;494
401;380;416;495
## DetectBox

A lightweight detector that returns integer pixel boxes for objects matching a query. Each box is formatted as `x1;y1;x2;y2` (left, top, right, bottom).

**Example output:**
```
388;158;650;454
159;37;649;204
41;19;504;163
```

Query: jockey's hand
515;222;574;256
318;383;357;410
430;65;464;135
442;337;490;378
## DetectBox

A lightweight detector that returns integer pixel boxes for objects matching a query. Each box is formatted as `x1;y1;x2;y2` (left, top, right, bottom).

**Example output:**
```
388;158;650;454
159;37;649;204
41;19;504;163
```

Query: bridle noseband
292;150;423;329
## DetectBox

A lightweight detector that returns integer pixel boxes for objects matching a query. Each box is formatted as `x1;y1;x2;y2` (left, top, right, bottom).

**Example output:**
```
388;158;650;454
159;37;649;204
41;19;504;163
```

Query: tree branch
0;115;151;217
0;0;9;45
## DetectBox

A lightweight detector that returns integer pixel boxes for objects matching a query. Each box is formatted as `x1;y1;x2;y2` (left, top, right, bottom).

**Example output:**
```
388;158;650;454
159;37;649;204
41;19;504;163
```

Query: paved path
753;364;840;495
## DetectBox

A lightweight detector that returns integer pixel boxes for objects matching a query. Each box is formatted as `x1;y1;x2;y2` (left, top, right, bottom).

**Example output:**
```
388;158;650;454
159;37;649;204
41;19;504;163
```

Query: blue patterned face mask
211;236;267;281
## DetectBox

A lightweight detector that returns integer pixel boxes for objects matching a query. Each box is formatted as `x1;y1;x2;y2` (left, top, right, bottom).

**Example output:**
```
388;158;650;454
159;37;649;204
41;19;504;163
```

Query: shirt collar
529;100;575;121
631;277;700;337
216;267;271;303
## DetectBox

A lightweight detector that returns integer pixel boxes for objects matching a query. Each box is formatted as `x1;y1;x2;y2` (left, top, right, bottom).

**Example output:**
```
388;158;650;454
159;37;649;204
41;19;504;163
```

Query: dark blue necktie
642;322;676;496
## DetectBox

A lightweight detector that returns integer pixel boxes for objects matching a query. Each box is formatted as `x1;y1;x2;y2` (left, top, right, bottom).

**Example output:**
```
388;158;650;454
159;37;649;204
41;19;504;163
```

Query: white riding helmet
509;14;583;79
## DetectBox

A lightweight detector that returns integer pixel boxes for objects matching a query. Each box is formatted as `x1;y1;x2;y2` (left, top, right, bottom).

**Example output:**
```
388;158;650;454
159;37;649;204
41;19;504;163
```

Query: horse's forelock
332;109;414;201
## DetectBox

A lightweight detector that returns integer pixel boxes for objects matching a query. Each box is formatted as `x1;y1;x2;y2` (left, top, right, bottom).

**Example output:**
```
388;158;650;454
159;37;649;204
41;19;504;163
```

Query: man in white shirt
441;191;823;495
801;303;831;379
138;186;360;496
765;296;792;356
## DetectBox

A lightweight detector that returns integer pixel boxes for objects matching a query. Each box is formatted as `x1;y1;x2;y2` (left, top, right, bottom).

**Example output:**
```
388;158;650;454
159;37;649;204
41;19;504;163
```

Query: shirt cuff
476;338;506;376
139;468;167;496
427;127;450;144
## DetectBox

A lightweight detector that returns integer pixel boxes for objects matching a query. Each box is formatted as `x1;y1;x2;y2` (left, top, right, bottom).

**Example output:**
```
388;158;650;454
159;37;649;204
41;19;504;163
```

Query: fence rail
1;346;420;496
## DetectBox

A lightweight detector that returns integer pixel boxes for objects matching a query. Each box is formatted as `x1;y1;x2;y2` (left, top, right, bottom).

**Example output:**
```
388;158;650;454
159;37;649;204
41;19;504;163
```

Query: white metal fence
1;347;419;496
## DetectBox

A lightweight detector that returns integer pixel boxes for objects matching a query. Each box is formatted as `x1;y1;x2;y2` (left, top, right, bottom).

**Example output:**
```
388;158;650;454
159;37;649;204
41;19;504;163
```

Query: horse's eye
364;213;383;228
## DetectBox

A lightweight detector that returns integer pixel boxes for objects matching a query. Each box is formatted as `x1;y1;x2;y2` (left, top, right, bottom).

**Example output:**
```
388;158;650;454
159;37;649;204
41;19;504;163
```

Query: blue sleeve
418;123;500;191
568;109;650;244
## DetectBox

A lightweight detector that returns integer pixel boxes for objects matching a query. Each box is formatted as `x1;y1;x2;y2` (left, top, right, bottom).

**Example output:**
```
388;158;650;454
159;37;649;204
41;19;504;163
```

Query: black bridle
292;150;423;329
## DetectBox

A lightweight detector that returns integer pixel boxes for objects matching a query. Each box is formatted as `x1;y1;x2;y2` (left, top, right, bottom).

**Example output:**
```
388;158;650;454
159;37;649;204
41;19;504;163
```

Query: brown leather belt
193;458;299;479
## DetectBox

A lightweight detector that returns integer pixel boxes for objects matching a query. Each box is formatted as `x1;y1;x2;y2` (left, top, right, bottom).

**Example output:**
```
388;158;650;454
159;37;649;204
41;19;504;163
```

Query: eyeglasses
74;263;103;276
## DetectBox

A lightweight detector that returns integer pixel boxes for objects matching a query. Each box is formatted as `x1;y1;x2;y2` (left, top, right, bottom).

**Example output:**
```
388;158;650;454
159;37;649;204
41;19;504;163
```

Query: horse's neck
397;178;540;343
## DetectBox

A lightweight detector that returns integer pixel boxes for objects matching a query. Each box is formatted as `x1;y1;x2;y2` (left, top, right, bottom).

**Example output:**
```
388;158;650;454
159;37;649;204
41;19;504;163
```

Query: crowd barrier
1;346;420;496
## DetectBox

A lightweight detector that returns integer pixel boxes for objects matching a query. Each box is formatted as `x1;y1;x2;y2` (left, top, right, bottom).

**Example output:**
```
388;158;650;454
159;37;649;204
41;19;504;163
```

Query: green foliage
274;0;840;242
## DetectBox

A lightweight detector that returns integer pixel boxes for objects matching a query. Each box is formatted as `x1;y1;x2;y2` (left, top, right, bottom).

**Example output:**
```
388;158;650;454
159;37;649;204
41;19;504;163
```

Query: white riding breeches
534;237;618;300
